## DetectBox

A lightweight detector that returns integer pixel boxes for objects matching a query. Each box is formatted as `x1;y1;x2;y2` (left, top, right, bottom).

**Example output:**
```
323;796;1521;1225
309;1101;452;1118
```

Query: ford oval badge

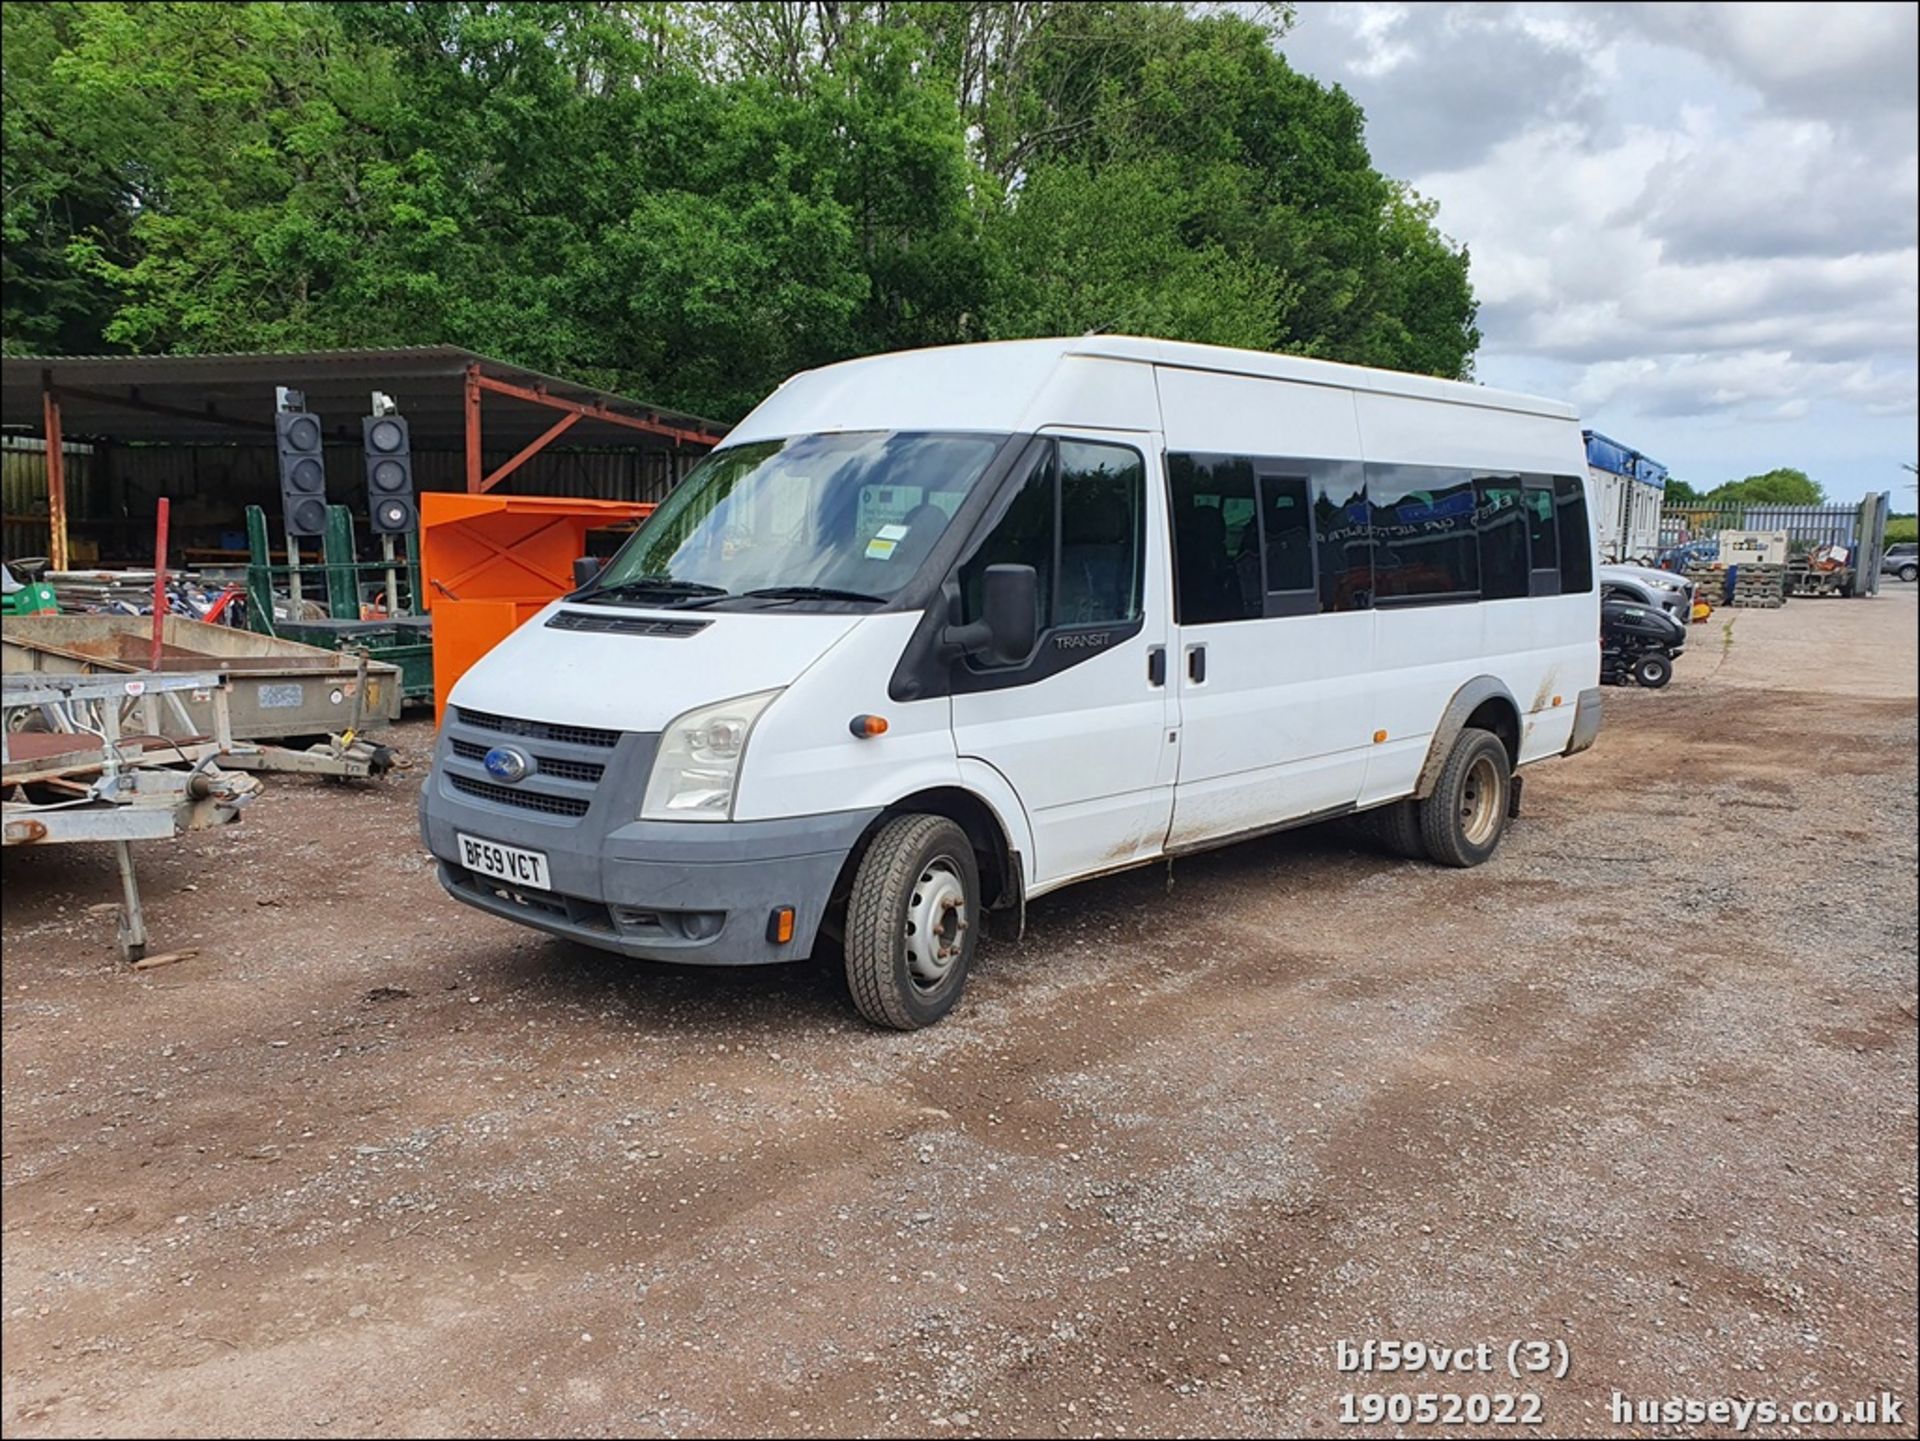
483;745;533;783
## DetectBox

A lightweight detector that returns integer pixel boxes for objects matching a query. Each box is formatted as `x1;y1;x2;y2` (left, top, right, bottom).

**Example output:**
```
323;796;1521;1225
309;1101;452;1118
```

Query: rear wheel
1419;728;1512;868
1632;653;1673;689
843;814;979;1030
1900;563;1918;584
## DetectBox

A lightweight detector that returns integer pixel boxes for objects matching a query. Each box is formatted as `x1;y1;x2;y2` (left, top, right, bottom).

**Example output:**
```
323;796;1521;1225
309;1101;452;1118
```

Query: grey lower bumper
1563;685;1603;756
420;737;879;965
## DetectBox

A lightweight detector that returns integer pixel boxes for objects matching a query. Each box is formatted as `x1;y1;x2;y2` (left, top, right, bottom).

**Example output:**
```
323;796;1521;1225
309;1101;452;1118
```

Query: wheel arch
828;785;1026;931
1413;677;1522;799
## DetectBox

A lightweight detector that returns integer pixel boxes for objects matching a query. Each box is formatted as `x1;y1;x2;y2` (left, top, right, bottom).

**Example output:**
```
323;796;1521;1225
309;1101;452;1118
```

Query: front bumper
419;715;878;965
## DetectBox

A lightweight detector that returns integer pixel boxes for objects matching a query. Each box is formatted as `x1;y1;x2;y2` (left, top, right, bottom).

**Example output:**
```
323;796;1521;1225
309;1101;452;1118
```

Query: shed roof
1;346;726;450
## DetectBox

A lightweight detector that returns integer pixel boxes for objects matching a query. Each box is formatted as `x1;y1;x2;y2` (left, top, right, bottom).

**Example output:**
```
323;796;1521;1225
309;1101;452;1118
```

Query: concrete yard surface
3;589;1915;1437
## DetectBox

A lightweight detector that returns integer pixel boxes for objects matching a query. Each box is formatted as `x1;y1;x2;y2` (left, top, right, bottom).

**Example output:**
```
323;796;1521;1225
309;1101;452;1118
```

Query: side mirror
572;555;604;589
944;563;1038;665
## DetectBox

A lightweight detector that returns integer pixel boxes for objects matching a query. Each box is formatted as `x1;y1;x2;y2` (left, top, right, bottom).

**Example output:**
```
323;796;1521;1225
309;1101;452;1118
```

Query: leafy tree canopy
2;0;1480;420
1708;468;1826;506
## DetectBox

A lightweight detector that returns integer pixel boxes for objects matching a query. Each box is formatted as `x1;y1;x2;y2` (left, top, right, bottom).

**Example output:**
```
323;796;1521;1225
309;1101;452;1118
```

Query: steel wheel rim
1459;754;1503;847
904;856;968;991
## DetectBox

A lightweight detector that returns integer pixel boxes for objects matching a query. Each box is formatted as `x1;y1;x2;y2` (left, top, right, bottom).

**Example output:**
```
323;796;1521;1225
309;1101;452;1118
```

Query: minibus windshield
582;431;1009;608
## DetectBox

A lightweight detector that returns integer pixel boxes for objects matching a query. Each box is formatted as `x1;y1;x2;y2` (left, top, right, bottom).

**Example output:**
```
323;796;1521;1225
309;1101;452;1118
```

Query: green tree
1;0;1481;419
1708;468;1826;506
1663;477;1704;505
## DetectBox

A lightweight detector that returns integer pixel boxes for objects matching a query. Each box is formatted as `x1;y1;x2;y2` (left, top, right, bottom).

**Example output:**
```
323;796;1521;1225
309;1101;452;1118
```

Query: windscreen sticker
865;522;909;560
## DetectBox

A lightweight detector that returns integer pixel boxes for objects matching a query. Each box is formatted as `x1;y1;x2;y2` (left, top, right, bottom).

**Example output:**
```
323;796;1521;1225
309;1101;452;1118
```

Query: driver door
948;431;1181;889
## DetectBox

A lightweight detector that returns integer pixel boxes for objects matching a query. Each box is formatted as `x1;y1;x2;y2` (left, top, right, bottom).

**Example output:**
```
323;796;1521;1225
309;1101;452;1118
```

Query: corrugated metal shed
1;346;724;449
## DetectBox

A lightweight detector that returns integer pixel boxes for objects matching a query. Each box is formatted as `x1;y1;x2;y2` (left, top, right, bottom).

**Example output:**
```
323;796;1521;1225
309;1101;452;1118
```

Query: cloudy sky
1277;1;1918;503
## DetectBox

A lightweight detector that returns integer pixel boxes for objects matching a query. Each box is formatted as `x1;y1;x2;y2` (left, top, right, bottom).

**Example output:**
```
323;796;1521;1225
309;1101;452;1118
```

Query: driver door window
959;439;1145;645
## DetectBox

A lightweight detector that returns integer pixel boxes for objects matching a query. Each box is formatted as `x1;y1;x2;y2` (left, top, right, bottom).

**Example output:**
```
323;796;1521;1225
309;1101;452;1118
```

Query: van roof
800;336;1579;421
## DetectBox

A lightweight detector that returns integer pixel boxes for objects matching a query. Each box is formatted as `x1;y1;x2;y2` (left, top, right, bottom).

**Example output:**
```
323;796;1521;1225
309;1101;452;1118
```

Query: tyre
843;814;980;1030
1900;563;1918;584
1418;728;1512;868
1632;653;1673;689
1366;799;1427;859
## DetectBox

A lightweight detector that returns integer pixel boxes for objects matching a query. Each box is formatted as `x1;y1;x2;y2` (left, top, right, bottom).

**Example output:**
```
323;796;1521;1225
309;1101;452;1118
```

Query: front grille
456;707;619;749
547;610;711;638
450;738;604;784
449;774;590;818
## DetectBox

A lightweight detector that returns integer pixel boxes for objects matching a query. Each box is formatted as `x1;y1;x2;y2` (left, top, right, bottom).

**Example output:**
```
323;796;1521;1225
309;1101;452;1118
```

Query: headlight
641;690;781;821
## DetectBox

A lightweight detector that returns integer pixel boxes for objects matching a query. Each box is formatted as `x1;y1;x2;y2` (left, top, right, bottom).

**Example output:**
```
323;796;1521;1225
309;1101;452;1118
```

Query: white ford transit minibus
422;337;1601;1028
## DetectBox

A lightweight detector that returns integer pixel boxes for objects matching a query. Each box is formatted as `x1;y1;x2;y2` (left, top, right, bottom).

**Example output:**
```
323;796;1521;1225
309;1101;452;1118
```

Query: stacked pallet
1727;563;1788;608
1682;563;1790;608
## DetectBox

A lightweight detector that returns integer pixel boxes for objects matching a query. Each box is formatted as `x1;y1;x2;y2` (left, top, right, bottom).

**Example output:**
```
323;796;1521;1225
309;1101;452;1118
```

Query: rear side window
1477;477;1529;600
1259;474;1315;614
1313;465;1372;612
1370;467;1480;601
1169;453;1262;623
1553;475;1594;593
1526;483;1558;575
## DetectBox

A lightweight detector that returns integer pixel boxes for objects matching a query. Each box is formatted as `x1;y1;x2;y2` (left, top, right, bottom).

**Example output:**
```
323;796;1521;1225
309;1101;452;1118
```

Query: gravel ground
3;588;1915;1438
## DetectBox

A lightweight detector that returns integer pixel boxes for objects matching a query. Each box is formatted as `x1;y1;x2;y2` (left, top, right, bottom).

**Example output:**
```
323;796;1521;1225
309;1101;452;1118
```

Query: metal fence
1659;494;1892;595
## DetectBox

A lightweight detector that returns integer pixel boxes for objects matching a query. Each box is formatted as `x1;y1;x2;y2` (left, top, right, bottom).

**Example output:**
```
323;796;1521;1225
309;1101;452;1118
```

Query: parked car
1882;543;1918;583
1600;563;1694;622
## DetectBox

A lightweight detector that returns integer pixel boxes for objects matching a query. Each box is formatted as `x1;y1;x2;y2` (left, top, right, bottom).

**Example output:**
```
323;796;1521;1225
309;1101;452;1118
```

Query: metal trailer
3;670;259;961
2;613;401;774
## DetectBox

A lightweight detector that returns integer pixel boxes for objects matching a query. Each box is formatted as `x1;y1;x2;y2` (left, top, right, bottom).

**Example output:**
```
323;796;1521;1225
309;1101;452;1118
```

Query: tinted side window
1313;463;1372;612
1526;483;1558;574
1553;475;1594;593
1370;466;1480;601
1260;474;1314;596
1170;453;1261;624
1057;441;1145;626
1477;476;1529;600
959;446;1054;630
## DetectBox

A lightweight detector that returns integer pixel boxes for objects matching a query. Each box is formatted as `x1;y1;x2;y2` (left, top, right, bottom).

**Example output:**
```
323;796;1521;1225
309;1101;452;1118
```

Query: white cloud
1279;0;1920;497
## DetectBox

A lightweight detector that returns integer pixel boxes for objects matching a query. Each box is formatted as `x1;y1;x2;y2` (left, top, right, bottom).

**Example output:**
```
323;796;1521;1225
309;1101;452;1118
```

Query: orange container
419;492;655;723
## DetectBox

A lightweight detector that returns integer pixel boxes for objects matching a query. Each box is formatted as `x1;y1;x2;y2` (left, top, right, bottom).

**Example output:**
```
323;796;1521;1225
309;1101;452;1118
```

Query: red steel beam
478;410;582;494
150;497;171;672
42;379;68;572
464;363;484;494
471;369;723;448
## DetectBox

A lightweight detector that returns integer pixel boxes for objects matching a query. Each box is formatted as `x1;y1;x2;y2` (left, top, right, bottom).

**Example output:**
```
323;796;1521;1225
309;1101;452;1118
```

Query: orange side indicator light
1373;729;1388;744
767;907;796;944
1552;695;1564;707
849;714;889;738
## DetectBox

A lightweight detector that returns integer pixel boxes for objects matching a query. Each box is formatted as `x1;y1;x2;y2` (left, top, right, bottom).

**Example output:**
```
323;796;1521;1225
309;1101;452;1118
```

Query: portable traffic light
363;408;416;535
275;397;328;537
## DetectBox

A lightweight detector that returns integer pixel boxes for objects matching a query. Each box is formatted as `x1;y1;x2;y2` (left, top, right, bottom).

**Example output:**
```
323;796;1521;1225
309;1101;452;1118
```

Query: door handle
1147;646;1167;687
1187;645;1207;684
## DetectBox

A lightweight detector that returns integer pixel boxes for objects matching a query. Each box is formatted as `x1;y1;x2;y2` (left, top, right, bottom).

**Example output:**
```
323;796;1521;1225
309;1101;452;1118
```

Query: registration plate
457;833;551;891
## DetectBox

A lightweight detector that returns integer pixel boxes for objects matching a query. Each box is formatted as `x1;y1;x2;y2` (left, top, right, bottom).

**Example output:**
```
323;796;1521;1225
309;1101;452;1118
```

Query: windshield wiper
581;577;730;605
737;585;889;605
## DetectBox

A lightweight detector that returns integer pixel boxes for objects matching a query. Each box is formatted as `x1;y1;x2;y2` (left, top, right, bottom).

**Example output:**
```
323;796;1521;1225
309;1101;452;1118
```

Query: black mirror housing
572;555;604;589
944;563;1039;665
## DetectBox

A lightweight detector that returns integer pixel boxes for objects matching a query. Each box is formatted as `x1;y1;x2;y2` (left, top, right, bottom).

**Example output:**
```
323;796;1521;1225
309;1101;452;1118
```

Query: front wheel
1633;653;1674;689
843;814;980;1030
1419;728;1512;868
